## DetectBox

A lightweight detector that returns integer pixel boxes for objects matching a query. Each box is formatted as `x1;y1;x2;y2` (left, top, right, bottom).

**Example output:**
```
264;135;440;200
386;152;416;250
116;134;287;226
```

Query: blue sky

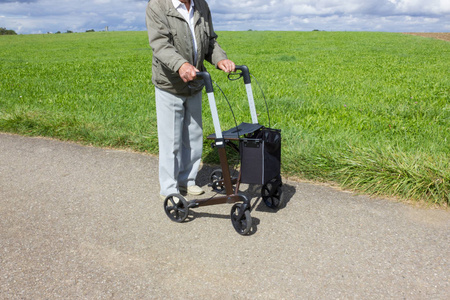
0;0;449;34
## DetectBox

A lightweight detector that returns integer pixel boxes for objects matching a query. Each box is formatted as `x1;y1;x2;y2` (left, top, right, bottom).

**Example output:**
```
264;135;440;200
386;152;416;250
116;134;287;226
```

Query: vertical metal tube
245;83;258;124
207;92;223;141
218;147;234;196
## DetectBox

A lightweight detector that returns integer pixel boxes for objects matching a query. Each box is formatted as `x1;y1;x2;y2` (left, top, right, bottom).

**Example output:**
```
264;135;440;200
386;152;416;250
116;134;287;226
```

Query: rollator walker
163;65;282;235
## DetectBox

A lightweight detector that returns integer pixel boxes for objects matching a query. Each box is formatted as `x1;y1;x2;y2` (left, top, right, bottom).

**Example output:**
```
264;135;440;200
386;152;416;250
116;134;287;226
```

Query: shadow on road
196;163;297;212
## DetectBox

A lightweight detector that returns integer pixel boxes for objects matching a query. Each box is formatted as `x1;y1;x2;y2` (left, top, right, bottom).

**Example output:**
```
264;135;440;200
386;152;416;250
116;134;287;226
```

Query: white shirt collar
171;0;194;10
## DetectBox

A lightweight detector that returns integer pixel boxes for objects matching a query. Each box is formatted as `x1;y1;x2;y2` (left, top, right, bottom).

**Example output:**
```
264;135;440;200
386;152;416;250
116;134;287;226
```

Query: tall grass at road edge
0;31;448;205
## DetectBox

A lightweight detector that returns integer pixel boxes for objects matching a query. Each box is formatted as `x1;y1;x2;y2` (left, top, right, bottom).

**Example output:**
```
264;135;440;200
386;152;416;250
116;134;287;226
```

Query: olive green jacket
145;0;228;96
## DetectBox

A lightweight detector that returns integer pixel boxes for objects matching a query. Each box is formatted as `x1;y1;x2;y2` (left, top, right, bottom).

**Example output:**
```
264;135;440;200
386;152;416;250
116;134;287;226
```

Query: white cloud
0;0;448;34
208;0;450;31
0;0;146;33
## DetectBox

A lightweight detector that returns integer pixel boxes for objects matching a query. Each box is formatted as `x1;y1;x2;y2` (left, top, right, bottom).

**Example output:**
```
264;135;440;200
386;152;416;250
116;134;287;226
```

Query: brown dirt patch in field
403;32;450;42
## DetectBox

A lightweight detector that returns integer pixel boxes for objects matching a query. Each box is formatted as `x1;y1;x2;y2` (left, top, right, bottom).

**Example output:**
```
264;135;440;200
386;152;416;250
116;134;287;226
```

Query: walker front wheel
230;203;252;235
164;194;189;223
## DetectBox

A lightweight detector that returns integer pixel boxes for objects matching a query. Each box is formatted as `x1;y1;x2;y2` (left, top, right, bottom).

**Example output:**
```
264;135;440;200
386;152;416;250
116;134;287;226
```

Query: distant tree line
1;27;17;35
53;29;96;34
54;30;74;34
2;27;102;35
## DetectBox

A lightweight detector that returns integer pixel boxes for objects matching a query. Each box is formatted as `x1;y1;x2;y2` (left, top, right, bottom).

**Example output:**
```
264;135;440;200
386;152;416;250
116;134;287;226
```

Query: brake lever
227;70;243;81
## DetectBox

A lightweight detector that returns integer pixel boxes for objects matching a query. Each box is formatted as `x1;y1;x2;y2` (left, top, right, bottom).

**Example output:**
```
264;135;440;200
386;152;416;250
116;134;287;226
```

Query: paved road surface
1;133;449;299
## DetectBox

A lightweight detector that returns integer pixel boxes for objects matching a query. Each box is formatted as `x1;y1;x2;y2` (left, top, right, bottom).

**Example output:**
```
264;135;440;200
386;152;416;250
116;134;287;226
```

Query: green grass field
1;31;449;205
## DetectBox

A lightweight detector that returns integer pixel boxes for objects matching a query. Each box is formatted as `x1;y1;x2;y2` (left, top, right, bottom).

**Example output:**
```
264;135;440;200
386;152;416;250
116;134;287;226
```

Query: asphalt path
1;133;449;299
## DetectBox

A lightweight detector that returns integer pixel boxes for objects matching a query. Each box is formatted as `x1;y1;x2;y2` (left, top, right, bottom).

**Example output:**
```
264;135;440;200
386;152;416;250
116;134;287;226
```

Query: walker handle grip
196;72;213;93
234;65;251;84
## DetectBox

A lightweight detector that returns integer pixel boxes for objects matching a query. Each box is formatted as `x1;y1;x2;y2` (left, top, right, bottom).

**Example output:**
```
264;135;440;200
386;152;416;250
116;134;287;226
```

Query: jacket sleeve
203;3;228;67
145;1;188;73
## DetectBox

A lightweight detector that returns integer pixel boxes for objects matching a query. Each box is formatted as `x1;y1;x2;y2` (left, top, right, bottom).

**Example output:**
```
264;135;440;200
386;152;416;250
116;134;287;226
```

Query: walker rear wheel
230;203;252;235
164;194;189;223
261;176;282;209
209;169;224;192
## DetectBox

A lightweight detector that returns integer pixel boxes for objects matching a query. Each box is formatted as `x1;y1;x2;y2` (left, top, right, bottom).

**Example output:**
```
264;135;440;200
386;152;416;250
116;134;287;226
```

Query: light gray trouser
155;87;203;196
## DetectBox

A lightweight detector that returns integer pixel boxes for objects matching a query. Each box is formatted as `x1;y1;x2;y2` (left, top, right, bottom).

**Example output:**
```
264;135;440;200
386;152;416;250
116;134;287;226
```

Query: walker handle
195;71;223;140
195;72;213;93
234;65;251;84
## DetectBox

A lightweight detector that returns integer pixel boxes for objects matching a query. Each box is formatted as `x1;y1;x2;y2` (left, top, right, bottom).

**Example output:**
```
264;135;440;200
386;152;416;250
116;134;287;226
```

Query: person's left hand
217;59;235;73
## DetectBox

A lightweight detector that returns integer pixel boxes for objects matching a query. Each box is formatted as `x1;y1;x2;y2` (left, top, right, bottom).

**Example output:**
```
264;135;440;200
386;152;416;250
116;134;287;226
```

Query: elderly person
146;0;235;199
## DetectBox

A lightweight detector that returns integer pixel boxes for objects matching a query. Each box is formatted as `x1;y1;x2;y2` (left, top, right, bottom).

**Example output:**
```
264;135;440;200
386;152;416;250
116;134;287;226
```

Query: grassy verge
1;31;448;205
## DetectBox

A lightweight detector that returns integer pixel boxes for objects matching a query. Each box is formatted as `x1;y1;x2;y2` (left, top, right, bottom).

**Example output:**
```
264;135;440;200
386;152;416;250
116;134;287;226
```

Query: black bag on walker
240;127;281;185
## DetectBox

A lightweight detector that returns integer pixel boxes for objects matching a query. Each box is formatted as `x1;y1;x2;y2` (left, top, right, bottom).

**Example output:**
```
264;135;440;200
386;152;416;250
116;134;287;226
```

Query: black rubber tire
261;177;282;209
230;203;252;235
209;169;224;192
163;194;189;223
